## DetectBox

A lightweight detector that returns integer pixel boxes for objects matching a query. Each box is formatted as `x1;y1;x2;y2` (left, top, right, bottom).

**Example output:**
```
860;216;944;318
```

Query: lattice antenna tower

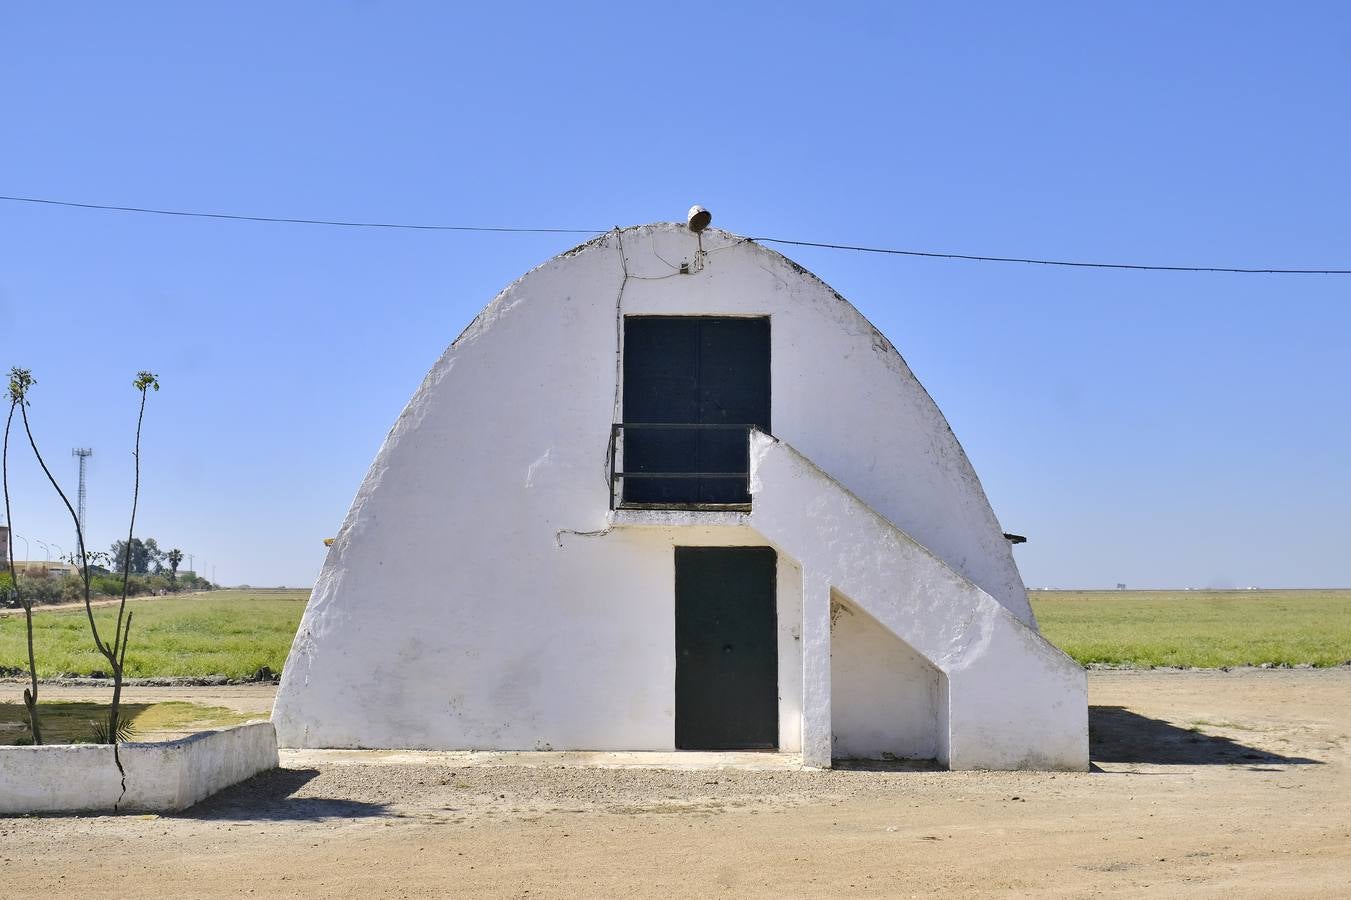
72;448;93;554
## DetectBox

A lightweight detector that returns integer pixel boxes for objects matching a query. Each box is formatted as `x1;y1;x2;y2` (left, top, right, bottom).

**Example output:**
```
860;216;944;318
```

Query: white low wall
0;722;279;815
0;743;123;814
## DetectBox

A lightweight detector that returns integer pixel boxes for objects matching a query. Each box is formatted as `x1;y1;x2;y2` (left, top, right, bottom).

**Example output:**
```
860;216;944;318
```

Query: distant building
9;560;79;578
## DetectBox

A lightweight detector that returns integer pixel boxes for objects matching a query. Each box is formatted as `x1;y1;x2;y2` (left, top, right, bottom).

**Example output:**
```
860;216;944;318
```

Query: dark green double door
675;547;778;750
622;316;771;505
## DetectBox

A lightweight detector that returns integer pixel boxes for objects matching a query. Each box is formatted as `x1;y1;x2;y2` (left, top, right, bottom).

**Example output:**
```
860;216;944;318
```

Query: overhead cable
3;193;1348;275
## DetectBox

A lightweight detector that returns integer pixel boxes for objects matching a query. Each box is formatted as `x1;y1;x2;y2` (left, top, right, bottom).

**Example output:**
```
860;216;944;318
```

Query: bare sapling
4;368;42;744
106;371;159;741
21;369;159;743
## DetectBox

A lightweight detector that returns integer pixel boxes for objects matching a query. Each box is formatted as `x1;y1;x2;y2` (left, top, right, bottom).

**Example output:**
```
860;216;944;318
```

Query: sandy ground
2;669;1349;898
0;682;279;714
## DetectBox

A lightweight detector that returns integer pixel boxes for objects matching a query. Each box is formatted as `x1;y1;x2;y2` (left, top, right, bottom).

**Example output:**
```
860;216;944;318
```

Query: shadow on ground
179;768;392;821
0;701;155;745
1090;706;1320;765
833;757;942;772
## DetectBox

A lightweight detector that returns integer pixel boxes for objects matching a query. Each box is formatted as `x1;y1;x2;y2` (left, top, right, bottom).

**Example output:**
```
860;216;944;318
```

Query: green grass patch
0;589;309;679
0;700;257;745
1031;589;1351;669
5;586;1348;677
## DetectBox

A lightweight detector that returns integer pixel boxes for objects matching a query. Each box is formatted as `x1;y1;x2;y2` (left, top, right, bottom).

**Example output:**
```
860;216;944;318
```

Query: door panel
622;316;770;505
675;546;778;750
621;317;698;504
697;318;770;503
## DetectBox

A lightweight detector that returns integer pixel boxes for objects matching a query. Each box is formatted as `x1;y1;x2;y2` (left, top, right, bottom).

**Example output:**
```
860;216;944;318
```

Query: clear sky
2;3;1348;588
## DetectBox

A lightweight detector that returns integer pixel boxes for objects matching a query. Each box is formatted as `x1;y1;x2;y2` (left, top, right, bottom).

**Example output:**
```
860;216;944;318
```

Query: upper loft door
622;316;770;506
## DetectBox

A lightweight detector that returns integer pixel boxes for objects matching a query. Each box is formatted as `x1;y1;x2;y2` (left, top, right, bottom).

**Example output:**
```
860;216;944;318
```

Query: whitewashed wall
831;599;941;761
274;223;1041;756
0;722;278;814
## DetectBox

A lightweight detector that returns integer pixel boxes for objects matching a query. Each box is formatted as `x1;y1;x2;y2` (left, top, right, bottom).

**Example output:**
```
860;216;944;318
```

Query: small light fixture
686;205;712;233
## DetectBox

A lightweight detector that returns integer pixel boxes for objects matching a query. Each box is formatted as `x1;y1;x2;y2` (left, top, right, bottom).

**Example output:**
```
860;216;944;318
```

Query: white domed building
273;219;1087;770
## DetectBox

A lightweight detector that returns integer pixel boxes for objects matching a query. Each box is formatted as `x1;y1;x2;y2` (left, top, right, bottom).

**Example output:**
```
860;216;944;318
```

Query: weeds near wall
88;715;137;745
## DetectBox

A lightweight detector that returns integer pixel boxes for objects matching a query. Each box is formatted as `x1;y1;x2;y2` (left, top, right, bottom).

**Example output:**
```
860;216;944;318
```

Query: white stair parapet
747;431;1088;771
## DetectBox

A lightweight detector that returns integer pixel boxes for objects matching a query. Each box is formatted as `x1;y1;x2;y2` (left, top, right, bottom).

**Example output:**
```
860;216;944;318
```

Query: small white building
273;220;1087;770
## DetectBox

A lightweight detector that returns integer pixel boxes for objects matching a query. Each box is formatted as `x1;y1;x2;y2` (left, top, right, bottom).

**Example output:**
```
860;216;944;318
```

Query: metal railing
608;423;755;510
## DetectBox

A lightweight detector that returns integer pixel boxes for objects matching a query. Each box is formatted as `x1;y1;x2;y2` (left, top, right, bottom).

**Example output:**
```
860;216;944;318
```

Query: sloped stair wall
747;431;1088;771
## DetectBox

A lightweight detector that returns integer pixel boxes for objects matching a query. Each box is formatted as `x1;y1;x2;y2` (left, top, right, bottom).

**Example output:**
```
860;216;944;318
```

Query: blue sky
2;3;1347;588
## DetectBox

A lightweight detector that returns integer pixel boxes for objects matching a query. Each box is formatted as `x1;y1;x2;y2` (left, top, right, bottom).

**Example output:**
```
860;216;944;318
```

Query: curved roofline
436;221;1027;622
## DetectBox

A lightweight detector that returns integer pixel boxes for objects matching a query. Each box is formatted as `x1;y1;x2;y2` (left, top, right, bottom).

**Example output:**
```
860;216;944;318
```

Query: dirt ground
2;669;1349;898
1;682;279;715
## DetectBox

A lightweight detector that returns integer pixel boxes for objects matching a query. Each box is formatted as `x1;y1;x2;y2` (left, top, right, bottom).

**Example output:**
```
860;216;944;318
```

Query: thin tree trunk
107;656;125;741
4;401;42;744
107;389;148;742
18;402;116;737
18;373;155;745
19;402;106;646
23;602;40;743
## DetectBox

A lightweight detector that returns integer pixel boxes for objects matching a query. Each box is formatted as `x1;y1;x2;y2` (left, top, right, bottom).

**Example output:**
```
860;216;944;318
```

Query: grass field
1031;589;1351;668
3;587;1349;677
0;589;308;680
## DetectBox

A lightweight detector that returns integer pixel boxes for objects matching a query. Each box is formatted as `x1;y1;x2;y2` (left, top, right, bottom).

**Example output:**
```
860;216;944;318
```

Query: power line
3;193;1349;275
0;194;602;235
748;236;1351;275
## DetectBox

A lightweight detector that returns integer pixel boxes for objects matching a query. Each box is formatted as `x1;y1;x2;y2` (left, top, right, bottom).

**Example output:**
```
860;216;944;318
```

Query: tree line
1;536;217;606
106;537;192;582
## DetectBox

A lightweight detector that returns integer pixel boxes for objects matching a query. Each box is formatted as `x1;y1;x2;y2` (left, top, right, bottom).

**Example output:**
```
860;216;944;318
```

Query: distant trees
6;566;215;606
105;540;208;591
108;536;163;575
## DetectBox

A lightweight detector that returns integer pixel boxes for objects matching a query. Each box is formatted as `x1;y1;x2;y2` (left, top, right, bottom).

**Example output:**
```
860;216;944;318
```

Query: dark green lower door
675;547;778;750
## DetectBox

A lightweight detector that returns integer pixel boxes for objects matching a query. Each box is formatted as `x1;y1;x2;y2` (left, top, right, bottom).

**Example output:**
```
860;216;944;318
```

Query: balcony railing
608;423;755;511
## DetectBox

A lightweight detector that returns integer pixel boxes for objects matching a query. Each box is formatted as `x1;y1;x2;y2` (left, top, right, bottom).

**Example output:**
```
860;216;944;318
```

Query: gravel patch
186;760;983;824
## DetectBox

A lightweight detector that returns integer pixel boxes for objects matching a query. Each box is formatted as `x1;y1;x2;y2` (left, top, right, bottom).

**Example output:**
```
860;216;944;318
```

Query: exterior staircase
747;430;1088;770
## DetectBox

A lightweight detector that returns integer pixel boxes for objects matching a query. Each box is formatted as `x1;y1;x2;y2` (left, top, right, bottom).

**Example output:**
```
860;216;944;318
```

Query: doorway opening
619;316;770;507
674;546;779;750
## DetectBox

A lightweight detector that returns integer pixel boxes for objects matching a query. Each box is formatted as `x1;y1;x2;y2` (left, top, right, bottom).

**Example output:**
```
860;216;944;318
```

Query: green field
3;587;1350;678
1031;589;1351;668
0;589;308;680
